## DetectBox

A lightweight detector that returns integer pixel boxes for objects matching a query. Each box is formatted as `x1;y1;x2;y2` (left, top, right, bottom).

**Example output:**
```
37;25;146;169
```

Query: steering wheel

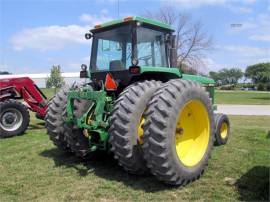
138;55;152;66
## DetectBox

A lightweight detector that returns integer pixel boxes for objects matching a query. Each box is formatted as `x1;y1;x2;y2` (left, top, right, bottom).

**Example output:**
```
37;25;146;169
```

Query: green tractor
45;16;230;185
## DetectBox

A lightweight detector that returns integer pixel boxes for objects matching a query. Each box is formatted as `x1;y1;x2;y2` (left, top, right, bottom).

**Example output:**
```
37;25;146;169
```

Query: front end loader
0;77;48;138
45;16;230;185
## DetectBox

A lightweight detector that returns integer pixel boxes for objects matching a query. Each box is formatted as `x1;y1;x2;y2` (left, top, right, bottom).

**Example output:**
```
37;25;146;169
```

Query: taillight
129;66;140;74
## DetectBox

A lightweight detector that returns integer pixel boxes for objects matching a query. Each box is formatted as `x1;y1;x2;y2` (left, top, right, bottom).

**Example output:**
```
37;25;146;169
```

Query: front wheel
0;100;30;138
214;113;230;146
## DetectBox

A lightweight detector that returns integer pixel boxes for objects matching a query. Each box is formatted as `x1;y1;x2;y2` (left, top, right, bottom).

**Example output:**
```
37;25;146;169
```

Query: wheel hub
137;116;145;145
4;112;16;125
220;122;228;139
0;108;23;131
175;100;210;167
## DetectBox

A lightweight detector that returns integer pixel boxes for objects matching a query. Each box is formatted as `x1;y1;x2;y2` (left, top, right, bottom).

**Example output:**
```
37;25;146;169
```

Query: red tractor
0;77;48;138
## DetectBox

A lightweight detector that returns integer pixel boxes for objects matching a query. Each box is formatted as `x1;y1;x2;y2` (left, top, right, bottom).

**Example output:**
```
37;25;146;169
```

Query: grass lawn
41;88;56;99
0;115;269;201
215;90;270;105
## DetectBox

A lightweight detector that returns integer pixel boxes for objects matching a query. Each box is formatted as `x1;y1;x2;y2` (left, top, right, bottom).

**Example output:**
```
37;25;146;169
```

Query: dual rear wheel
109;79;216;185
46;79;228;186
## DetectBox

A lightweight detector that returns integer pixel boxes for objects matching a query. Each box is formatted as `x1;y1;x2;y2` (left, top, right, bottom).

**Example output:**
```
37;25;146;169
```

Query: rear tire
45;87;71;151
0;100;30;138
142;79;215;185
214;113;230;146
65;98;92;158
109;80;161;175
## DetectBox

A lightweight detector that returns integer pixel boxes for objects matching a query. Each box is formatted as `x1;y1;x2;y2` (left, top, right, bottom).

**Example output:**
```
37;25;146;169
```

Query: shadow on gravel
235;166;269;201
40;148;171;192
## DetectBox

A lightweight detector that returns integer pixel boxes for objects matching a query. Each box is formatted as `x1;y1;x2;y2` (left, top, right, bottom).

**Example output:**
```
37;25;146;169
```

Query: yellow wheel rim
175;100;210;167
138;116;145;145
220;122;228;139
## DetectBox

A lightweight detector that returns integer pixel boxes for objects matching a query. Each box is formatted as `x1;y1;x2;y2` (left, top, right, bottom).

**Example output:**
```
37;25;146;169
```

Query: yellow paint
175;100;210;167
220;122;228;139
138;116;145;145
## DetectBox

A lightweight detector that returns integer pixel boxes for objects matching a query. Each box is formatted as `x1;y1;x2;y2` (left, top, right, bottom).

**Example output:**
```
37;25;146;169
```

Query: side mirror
80;64;89;78
85;32;93;40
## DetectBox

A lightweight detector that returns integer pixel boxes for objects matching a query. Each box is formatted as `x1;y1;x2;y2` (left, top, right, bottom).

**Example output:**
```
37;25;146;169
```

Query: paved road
216;105;270;115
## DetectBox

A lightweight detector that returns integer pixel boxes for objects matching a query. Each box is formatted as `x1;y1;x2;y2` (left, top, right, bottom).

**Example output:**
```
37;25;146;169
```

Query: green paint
92;16;173;31
182;74;215;85
140;66;215;86
133;16;172;30
66;86;112;151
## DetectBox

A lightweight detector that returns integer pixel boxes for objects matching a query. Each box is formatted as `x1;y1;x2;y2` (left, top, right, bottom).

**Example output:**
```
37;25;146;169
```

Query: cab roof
91;16;174;32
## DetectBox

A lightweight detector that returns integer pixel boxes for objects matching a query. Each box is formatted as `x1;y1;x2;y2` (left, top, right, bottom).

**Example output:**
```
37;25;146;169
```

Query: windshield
91;24;132;71
136;27;168;67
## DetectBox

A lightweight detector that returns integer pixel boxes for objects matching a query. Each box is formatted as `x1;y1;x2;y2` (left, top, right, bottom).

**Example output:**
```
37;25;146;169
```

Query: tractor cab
82;16;177;87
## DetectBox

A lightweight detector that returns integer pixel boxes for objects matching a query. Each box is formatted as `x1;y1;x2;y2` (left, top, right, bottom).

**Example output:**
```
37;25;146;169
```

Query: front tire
214;113;230;146
0;100;30;138
142;79;215;185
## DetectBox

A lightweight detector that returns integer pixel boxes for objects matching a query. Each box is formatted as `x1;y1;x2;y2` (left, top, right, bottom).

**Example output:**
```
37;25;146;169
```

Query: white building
0;72;81;88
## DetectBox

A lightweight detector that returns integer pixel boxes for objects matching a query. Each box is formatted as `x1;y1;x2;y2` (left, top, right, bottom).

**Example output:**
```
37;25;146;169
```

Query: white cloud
248;14;270;42
0;64;19;73
201;57;229;71
10;11;113;51
0;64;8;70
65;56;90;70
165;0;256;8
250;35;270;42
82;56;90;62
79;9;113;25
226;5;253;13
11;25;89;51
204;45;270;71
223;45;270;58
65;62;83;70
229;13;270;42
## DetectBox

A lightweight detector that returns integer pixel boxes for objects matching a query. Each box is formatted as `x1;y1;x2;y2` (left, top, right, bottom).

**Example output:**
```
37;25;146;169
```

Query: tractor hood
181;74;215;86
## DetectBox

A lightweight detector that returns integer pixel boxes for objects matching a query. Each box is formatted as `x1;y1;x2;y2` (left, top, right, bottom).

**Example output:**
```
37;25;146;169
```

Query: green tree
209;71;221;83
145;6;213;70
46;65;65;92
0;71;11;75
209;68;243;85
245;63;270;84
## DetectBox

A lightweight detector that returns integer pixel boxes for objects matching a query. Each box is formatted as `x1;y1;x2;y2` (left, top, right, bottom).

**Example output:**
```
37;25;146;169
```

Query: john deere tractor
45;16;230;185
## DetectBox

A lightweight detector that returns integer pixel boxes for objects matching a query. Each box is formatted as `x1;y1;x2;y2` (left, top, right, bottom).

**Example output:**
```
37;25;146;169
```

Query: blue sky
0;0;269;74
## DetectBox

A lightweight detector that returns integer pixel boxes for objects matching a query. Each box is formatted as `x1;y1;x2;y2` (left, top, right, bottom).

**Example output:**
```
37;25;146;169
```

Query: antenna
117;0;119;18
